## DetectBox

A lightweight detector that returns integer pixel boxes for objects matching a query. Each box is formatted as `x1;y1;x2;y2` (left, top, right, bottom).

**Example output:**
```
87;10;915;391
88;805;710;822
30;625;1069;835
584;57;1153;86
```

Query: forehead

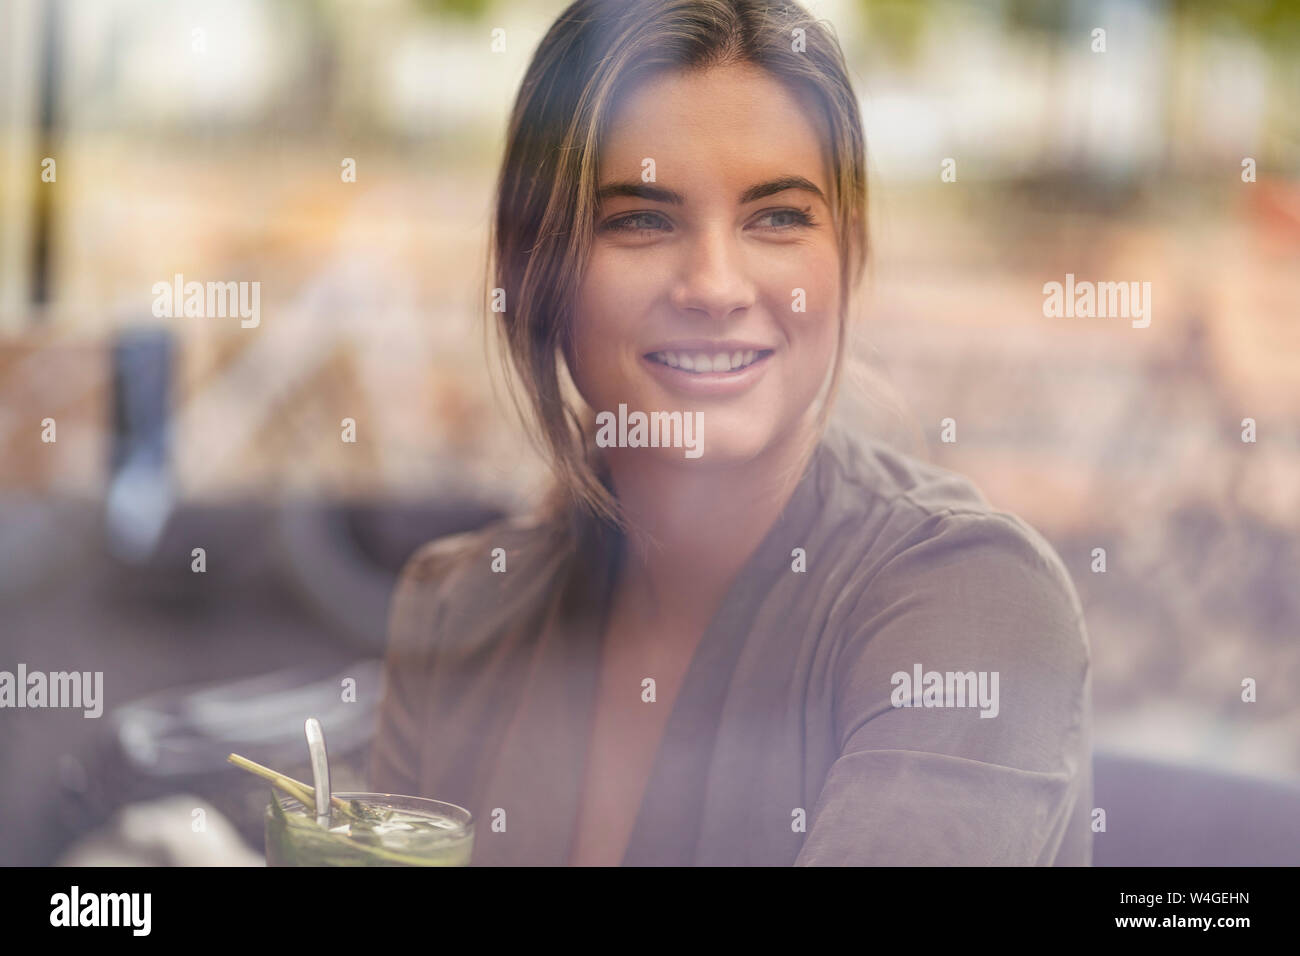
599;62;834;196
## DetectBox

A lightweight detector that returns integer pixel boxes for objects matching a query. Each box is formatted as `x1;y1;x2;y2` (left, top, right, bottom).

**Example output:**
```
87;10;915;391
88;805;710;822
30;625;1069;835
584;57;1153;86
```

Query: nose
668;224;757;323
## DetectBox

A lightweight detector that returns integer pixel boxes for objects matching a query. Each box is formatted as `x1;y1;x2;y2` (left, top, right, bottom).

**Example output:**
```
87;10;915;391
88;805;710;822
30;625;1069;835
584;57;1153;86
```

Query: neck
603;419;821;629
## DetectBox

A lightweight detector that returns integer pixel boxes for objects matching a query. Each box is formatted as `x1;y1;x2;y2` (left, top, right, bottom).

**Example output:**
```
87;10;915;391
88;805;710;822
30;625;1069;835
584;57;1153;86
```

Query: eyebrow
595;175;828;207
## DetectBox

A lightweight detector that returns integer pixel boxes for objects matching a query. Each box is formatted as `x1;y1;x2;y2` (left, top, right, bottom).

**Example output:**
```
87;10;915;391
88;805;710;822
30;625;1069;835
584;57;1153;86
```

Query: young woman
370;0;1092;866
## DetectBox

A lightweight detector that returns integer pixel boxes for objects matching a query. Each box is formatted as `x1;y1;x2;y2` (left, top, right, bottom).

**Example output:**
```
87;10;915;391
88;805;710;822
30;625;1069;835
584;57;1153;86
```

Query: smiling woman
369;0;1093;867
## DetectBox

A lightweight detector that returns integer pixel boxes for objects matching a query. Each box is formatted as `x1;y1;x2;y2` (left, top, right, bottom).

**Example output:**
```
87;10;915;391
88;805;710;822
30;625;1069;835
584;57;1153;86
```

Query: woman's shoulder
387;511;573;658
817;427;1088;663
816;431;1092;777
819;423;1013;524
396;512;567;586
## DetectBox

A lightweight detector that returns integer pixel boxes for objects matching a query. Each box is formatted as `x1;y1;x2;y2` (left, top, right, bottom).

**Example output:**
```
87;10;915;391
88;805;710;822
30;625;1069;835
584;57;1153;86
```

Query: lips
640;341;775;397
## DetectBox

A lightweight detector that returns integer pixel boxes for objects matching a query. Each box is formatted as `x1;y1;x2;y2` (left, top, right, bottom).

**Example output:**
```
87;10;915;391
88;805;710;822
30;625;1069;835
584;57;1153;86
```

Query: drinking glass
265;791;473;866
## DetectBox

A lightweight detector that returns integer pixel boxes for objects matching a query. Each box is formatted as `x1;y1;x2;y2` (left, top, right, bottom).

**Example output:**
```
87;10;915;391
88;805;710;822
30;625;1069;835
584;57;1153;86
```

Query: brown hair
487;0;868;531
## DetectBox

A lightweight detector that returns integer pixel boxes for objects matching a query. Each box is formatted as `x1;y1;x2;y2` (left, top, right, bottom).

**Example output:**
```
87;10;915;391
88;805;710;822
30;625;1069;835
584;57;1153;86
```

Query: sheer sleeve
794;511;1091;865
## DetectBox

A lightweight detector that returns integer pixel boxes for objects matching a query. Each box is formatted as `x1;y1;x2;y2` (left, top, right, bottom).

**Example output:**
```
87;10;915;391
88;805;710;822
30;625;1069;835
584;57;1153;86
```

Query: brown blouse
369;425;1094;865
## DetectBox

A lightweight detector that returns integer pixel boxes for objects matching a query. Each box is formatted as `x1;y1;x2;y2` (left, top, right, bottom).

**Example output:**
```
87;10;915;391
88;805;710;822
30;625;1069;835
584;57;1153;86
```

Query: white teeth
650;349;766;373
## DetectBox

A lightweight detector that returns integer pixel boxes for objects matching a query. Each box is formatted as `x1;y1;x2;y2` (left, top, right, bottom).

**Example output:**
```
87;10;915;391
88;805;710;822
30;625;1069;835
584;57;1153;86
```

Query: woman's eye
601;212;670;234
753;207;816;230
600;207;816;236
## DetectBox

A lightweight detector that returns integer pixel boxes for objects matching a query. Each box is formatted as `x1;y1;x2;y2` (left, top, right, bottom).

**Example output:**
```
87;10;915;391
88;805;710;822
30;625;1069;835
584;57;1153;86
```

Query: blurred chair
1093;749;1300;866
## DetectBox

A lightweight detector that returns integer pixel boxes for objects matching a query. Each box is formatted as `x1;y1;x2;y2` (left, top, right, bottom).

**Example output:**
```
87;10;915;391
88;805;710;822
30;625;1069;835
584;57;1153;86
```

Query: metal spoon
304;717;331;828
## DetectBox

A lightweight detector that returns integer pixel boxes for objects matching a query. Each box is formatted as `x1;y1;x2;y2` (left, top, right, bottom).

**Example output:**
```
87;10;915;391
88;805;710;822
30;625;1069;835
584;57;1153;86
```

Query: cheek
569;257;650;402
575;248;673;356
767;253;840;354
571;260;620;365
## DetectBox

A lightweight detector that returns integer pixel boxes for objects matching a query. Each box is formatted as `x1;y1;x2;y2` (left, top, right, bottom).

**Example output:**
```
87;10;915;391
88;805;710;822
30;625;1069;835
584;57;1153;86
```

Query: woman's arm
795;511;1092;865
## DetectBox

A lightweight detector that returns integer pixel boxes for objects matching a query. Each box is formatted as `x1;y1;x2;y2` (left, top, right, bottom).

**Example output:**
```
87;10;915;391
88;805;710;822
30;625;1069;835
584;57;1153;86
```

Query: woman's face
569;62;842;467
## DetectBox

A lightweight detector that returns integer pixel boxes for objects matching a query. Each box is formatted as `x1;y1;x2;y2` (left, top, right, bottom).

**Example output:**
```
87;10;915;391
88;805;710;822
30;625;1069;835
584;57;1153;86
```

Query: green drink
265;792;474;867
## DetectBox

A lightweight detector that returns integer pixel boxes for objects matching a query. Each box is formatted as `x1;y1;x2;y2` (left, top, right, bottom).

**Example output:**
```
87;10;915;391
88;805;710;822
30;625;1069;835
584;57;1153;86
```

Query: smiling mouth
645;348;773;373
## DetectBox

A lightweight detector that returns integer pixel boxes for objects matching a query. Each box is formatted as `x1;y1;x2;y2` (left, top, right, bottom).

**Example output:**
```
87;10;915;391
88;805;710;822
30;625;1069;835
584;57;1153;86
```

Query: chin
684;427;778;467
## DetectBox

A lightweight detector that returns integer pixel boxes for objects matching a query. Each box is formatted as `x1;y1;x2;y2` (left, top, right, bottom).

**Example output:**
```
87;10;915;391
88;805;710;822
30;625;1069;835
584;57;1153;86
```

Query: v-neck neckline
615;463;823;864
473;438;831;866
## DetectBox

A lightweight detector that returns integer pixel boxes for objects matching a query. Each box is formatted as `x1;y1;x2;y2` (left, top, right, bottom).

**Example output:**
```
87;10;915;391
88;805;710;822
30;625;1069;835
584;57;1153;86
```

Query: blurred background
0;0;1297;866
